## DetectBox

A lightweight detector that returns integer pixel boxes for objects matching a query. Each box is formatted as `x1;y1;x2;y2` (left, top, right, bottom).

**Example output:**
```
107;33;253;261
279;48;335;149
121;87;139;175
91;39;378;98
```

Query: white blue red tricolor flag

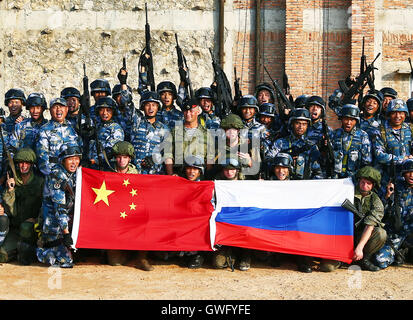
210;178;355;263
73;168;355;263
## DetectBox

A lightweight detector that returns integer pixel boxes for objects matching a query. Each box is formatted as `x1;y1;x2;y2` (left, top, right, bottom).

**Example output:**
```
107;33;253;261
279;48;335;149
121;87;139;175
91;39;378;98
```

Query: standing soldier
9;93;48;154
60;87;82;129
88;97;124;170
89;79;112;124
374;159;413;268
130;91;172;175
255;83;275;106
196;87;221;129
4;88;26;137
155;81;184;129
372;98;413;199
36;98;82;176
0;148;44;265
320;166;387;272
105;141;154;271
265;108;323;181
36;145;81;268
258;103;286;143
331;104;372;179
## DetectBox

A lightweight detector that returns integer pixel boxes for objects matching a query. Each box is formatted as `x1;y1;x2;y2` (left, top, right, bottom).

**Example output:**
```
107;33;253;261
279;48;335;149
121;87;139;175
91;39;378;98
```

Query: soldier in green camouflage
0;148;44;264
320;166;387;272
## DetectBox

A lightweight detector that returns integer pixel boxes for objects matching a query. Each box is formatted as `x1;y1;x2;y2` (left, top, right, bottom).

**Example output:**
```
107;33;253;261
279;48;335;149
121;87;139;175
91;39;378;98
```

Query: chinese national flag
72;167;215;251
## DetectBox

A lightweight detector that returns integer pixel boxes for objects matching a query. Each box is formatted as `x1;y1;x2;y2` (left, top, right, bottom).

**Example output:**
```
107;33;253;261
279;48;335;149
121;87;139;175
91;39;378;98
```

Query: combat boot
360;258;380;272
239;251;251;271
135;251;154;271
319;259;341;272
0;246;8;263
188;254;204;269
212;250;228;269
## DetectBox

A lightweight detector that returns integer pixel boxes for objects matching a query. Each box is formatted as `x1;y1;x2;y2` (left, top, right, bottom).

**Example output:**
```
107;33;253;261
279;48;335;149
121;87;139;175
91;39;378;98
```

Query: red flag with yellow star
72;167;215;251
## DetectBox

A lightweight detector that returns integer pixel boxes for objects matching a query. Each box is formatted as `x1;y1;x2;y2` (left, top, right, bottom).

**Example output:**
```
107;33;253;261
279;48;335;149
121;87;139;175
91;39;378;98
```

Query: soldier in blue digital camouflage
305;95;333;145
9;93;48;154
89;79;112;125
257;103;286;143
331;104;372;179
195;87;221;130
130;91;172;175
155;81;184;129
36;97;82;176
406;98;413;124
374;159;413;268
371;98;413;199
36;145;82;268
60;87;82;129
265;108;323;181
3;88;26;137
320;166;387;272
88;97;124;170
0;148;44;265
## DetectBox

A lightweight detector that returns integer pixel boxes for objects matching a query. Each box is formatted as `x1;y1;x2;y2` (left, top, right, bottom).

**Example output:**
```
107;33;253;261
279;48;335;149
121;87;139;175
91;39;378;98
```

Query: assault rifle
338;53;381;106
234;67;242;104
387;149;402;233
175;33;194;99
409;58;413;98
282;72;294;105
142;3;155;91
320;118;335;178
264;66;293;123
209;48;233;118
0;114;18;183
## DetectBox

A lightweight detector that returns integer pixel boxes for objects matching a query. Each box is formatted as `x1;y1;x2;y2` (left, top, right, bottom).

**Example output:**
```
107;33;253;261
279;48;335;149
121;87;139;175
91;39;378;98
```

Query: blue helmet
26;93;47;109
386;98;408;115
340;104;360;122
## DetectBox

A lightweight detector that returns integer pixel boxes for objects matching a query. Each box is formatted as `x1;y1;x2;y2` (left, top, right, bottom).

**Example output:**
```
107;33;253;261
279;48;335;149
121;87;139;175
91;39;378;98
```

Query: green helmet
14;148;37;163
221;113;244;130
112;141;135;159
356;166;381;186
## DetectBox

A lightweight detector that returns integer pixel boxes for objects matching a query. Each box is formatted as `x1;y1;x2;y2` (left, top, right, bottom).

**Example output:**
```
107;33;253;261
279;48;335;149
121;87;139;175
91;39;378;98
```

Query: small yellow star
129;203;136;211
120;211;127;219
130;188;137;197
92;181;115;206
123;179;130;187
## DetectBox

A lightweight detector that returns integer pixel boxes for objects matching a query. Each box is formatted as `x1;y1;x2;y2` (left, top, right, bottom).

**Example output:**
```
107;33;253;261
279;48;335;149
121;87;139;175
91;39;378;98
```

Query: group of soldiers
0;60;412;274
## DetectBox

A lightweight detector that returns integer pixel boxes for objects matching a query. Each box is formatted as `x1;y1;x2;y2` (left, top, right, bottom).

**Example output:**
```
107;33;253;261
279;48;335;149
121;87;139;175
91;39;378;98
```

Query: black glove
139;52;151;69
179;67;187;84
141;156;155;169
63;233;73;247
117;68;127;85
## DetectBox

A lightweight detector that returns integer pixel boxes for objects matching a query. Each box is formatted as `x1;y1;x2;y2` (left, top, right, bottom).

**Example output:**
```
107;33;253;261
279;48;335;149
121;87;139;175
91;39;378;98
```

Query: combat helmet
361;90;383;115
58;144;82;163
220;113;244;130
156;81;177;99
306;95;326;117
112;84;133;99
402;159;413;174
407;98;413;112
386;98;408;115
380;87;398;99
5;88;26;106
288;108;311;126
259;103;276;117
90;79;111;96
184;155;205;175
237;95;259;112
139;91;162;110
112;141;135;160
14;147;37;164
95;96;118;115
26;93;47;109
294;94;310;109
60;87;81;100
356;166;381;187
340;104;360;122
271;153;293;170
195;87;215;101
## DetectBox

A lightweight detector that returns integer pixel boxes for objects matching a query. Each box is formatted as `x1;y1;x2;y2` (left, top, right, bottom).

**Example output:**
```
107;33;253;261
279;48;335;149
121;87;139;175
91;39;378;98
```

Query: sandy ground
0;252;412;301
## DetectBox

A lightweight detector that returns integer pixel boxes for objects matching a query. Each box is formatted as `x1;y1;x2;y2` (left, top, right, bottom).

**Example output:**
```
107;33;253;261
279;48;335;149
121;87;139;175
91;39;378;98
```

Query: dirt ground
0;252;412;301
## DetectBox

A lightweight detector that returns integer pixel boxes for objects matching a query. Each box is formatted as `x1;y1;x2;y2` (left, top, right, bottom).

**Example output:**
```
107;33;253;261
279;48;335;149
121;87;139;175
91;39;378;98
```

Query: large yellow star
92;181;115;206
130;189;137;197
129;203;136;211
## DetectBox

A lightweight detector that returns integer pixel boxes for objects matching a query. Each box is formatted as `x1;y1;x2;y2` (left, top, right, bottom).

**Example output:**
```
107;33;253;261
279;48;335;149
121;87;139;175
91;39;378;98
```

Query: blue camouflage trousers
36;243;73;266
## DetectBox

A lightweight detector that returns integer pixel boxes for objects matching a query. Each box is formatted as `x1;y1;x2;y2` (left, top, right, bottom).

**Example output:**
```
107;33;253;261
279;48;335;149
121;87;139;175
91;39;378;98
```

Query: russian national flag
210;178;355;263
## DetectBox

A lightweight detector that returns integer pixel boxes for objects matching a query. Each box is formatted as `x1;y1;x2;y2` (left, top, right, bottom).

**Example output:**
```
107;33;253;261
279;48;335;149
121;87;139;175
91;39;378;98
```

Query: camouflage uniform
36;120;82;176
36;148;80;268
89;121;124;167
374;164;413;268
331;126;372;179
266;134;323;180
130;112;172;175
0;148;44;264
199;111;221;130
9;117;48;154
